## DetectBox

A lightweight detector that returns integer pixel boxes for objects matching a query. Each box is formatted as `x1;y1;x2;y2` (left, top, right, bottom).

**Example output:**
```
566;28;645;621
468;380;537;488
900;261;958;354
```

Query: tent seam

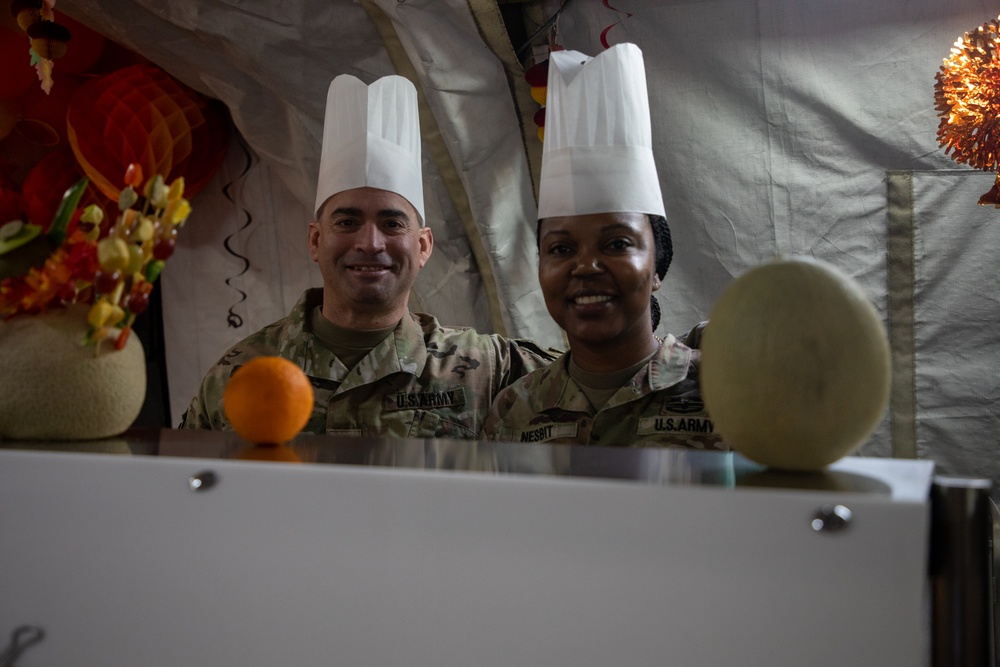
885;170;918;459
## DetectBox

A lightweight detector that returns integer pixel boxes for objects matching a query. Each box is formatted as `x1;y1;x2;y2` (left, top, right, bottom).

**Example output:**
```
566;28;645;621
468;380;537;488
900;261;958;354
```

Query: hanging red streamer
600;0;634;49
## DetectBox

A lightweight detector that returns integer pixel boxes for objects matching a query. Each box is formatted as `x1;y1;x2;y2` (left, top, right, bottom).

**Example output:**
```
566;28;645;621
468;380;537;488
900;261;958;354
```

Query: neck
569;333;660;374
320;298;407;330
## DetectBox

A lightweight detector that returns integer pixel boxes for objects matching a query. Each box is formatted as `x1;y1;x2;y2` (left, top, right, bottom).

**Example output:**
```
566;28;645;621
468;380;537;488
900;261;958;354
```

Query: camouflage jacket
180;289;557;439
481;333;726;450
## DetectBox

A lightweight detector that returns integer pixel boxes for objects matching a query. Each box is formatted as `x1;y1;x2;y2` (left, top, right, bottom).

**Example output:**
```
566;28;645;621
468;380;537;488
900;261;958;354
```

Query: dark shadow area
130;282;171;428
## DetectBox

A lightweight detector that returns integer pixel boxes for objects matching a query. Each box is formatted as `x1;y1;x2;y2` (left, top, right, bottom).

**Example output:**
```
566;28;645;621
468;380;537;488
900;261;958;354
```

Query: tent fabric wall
58;0;999;491
910;171;999;487
884;169;1000;492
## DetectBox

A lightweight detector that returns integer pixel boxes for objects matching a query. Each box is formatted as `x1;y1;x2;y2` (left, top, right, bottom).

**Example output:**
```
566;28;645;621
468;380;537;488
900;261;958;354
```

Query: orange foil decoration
66;63;229;202
934;15;1000;207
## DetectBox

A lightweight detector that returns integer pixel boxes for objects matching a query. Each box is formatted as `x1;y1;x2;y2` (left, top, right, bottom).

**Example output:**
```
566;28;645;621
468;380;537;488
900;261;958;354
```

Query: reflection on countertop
0;427;930;501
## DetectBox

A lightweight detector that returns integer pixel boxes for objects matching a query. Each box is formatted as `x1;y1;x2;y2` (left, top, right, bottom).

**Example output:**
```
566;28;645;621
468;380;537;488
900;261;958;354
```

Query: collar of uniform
646;334;692;391
598;334;690;411
274;289;350;382
525;352;594;415
525;334;692;415
280;289;426;389
331;309;427;393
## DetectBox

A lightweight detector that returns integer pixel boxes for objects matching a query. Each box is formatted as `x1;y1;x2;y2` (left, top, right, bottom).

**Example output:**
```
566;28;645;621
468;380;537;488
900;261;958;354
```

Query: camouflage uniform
181;289;556;439
482;333;726;450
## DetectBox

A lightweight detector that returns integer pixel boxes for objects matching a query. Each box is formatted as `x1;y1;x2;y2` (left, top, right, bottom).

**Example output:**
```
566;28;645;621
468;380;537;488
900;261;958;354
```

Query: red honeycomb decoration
66;64;230;202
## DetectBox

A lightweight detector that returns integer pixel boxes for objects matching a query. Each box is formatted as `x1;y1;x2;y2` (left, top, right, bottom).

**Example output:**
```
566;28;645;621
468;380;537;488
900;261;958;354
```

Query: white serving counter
0;429;991;666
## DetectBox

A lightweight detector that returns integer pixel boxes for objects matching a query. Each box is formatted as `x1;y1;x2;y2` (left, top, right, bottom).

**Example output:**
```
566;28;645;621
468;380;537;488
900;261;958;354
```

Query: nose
354;221;386;253
570;248;604;276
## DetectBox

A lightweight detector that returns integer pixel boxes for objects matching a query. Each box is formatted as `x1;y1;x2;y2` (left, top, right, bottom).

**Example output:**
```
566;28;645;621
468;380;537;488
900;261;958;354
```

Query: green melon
700;256;891;471
0;305;147;440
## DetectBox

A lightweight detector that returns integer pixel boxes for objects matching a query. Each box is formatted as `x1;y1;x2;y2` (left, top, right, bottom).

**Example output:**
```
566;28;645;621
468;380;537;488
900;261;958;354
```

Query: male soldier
181;74;554;439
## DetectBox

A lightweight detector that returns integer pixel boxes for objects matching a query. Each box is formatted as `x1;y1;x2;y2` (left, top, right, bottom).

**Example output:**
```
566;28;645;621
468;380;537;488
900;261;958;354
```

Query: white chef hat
314;74;425;224
537;43;665;220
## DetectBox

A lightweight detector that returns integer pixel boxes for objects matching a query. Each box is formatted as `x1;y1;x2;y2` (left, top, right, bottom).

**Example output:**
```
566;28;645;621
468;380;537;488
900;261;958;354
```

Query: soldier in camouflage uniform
482;44;725;451
182;288;553;438
482;325;722;449
181;74;555;438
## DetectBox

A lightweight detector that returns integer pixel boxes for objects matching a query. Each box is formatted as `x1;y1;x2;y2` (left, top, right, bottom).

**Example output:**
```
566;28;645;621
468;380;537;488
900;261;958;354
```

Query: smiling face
538;212;659;370
308;187;433;329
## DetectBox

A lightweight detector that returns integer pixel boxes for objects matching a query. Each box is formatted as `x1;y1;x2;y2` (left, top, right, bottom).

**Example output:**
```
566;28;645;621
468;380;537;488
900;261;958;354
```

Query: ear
417;226;434;268
307;220;321;262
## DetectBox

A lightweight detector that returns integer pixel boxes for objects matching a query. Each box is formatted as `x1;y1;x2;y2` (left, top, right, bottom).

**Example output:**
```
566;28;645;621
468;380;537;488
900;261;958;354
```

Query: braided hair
536;214;673;332
649;214;672;331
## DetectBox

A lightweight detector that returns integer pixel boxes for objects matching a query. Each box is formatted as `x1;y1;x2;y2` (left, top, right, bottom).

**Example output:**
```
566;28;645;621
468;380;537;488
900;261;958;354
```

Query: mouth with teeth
573;294;613;305
569;289;617;313
344;258;394;277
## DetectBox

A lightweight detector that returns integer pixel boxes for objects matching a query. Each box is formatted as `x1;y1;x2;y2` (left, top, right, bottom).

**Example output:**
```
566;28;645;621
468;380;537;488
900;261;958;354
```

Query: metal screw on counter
188;470;219;492
811;504;853;533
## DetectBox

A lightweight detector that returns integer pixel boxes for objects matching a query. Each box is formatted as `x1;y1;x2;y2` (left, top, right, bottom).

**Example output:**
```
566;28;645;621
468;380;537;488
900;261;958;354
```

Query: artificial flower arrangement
0;163;191;352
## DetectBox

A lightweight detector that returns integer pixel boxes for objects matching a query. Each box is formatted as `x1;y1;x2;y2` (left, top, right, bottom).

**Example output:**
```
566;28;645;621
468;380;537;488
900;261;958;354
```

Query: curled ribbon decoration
599;0;634;49
221;133;257;329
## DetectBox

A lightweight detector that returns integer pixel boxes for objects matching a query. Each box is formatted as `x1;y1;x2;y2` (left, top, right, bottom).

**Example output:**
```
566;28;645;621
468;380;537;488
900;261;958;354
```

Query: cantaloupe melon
700;256;891;470
0;305;146;440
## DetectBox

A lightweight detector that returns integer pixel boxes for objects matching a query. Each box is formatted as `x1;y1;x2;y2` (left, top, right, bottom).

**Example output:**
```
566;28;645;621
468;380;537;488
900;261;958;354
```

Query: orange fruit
223;356;314;444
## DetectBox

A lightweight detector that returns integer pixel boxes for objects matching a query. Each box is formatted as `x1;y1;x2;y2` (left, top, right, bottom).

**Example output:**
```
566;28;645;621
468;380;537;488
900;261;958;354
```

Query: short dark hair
535;214;672;331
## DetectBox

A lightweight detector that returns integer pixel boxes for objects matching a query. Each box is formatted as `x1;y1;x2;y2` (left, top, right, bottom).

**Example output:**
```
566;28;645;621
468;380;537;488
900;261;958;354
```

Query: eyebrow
599;222;639;234
330;207;412;221
541;222;638;238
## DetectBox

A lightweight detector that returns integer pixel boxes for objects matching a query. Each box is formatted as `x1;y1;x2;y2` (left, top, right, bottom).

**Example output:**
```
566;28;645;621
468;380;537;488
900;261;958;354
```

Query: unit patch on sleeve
663;396;705;414
384;387;467;411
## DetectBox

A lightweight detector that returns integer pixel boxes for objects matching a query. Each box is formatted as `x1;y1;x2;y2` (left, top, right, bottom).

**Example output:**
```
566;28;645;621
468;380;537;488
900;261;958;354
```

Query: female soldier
482;44;724;450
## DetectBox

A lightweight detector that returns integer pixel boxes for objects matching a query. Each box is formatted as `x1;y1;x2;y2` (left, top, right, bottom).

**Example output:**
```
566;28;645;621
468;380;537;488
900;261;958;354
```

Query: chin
567;327;625;347
567;318;651;348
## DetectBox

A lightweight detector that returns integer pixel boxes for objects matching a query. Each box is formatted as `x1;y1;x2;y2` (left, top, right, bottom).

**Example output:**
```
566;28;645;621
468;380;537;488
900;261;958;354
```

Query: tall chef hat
314;74;425;224
537;43;665;220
